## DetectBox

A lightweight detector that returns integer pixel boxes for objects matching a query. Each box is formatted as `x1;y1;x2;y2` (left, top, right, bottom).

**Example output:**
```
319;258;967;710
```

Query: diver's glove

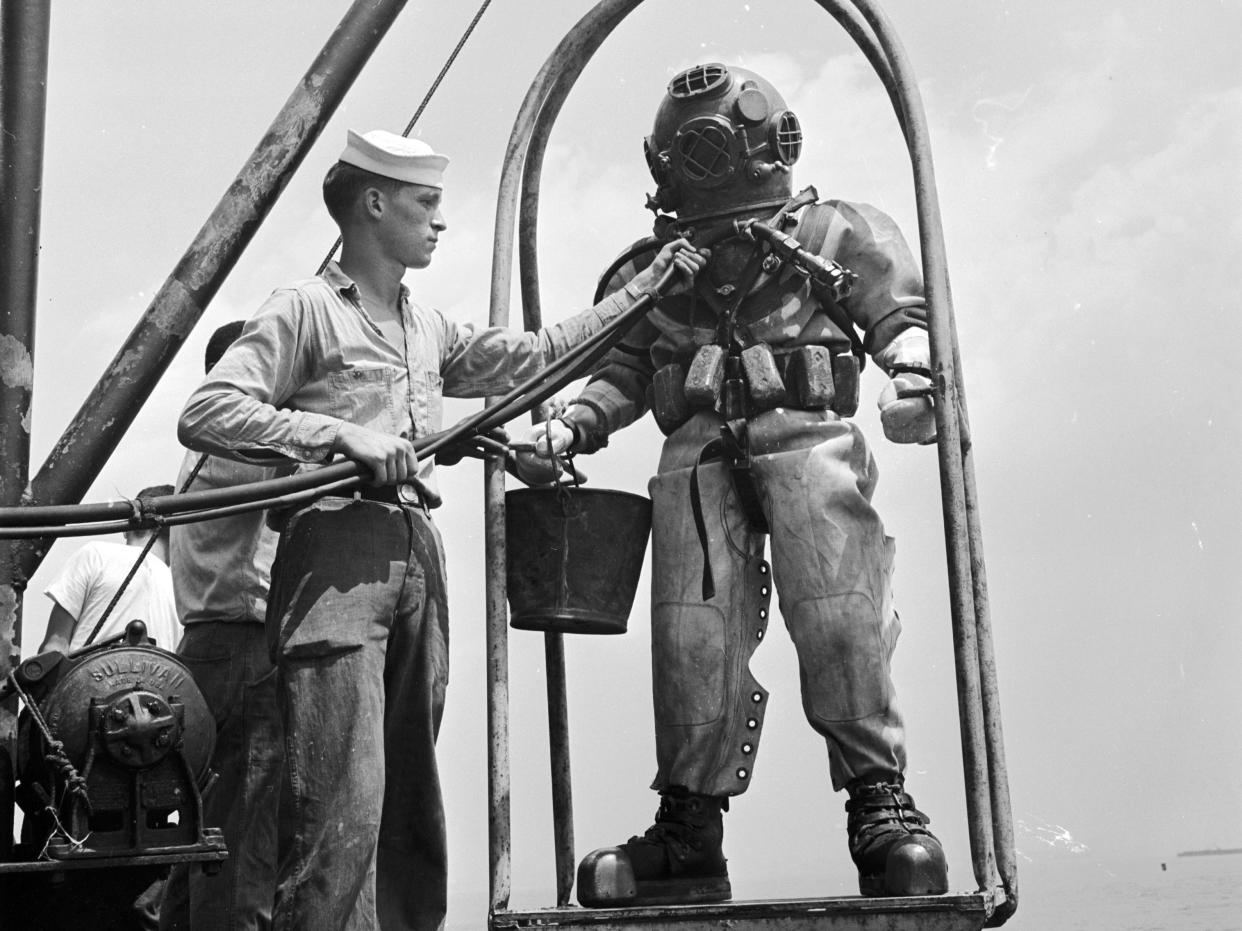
873;327;936;445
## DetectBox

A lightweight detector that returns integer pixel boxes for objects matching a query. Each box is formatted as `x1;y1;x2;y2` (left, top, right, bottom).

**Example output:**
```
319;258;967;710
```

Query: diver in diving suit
517;62;949;906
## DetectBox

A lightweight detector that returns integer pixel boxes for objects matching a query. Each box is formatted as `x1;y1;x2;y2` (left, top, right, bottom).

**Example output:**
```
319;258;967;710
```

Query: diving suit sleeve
562;314;666;450
559;244;671;450
824;200;928;355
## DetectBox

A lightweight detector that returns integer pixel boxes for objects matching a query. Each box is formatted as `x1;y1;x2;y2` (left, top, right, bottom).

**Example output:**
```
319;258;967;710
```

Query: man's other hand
629;238;710;298
332;423;419;484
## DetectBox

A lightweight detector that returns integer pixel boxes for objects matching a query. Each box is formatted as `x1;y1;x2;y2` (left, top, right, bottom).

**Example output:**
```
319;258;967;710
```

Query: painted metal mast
0;0;53;856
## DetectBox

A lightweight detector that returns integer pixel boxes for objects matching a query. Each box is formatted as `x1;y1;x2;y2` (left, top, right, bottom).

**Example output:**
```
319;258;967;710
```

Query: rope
316;0;495;275
83;453;209;647
8;671;92;856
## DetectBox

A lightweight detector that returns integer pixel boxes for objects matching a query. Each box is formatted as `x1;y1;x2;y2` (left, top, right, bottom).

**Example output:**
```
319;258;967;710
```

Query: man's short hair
131;485;175;543
205;321;246;373
322;161;405;226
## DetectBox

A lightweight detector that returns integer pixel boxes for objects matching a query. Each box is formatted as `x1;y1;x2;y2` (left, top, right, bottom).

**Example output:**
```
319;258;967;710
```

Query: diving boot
846;778;948;897
577;788;731;907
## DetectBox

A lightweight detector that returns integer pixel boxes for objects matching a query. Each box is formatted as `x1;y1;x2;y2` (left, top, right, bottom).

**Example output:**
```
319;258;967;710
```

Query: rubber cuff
555;416;582;451
564;398;610;454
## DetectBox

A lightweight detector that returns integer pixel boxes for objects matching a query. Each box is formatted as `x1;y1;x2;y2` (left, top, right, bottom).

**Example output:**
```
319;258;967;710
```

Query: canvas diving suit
566;198;928;796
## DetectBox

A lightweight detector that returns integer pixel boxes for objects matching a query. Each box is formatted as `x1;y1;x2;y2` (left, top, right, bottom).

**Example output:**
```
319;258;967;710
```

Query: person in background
37;481;179;929
159;321;282;931
176;128;707;930
39;483;178;654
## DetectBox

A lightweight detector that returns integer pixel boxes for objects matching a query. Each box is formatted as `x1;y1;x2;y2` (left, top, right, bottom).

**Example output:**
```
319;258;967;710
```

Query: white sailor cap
339;129;449;189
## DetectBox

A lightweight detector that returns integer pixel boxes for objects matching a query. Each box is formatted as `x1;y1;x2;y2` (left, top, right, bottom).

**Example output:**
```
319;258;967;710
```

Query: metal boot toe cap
577;846;638;907
884;836;948;896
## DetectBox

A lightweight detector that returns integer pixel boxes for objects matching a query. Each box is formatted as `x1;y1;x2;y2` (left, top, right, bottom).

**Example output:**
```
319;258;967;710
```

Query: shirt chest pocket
326;364;402;434
409;369;444;437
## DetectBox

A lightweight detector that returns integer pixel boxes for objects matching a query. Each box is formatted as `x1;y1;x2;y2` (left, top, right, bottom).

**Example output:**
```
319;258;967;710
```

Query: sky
10;0;1242;925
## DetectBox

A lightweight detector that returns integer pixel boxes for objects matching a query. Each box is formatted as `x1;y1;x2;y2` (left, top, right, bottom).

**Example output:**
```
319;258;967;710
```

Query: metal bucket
505;486;652;634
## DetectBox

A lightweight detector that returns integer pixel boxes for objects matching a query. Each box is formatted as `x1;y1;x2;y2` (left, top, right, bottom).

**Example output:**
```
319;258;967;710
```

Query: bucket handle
545;411;584;516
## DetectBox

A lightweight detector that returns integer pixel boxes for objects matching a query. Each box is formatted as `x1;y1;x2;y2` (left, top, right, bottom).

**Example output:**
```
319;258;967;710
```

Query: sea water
1004;854;1242;930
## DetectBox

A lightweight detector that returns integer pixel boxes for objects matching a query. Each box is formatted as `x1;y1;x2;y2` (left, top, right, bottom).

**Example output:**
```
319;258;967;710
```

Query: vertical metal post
0;0;52;860
15;0;411;582
960;409;1018;917
483;22;572;917
543;632;575;905
485;457;512;913
508;13;643;899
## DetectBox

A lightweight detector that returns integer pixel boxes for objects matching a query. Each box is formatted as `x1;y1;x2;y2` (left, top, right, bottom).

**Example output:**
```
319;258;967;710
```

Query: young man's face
380;182;447;270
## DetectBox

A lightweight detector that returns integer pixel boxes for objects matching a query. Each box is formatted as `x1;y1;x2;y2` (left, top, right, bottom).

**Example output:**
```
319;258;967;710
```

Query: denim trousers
159;622;284;931
648;410;906;797
266;497;449;931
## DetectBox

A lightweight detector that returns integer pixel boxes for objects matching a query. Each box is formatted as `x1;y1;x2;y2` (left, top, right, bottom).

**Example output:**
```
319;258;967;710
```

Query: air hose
0;265;675;540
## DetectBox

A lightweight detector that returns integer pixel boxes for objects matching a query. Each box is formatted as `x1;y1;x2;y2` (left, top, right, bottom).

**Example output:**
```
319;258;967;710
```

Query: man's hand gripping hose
0;242;705;539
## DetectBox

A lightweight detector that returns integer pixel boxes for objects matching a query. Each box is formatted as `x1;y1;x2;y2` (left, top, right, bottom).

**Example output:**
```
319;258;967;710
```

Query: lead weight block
788;345;835;410
651;363;693;435
684;343;726;408
831;350;861;417
740;343;787;410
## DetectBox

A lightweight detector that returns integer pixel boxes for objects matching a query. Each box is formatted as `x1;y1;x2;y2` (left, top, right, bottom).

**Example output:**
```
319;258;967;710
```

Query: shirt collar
322;260;411;306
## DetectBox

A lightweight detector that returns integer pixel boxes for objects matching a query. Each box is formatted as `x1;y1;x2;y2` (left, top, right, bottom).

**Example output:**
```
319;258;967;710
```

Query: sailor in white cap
339;128;449;189
178;130;708;930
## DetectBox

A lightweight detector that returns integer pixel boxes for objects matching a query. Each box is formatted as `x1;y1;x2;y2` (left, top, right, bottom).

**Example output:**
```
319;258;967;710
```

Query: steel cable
315;0;495;275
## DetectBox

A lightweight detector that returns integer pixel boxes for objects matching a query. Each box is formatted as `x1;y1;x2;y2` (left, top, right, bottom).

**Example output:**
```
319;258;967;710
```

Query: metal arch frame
483;0;1017;925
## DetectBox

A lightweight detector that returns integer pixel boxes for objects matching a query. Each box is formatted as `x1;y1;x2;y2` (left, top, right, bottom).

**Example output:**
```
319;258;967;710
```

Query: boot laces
847;781;934;859
629;795;709;861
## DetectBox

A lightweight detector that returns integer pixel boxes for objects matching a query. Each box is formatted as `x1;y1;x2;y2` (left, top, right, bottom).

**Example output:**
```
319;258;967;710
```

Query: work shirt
178;262;636;506
580;200;928;434
44;540;179;652
169;450;278;626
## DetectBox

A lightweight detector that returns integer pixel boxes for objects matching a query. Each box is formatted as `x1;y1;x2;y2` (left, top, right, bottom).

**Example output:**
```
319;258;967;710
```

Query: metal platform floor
492;890;1000;930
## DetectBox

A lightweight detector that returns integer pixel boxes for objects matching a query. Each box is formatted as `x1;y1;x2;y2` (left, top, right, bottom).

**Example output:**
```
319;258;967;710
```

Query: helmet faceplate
646;63;802;217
